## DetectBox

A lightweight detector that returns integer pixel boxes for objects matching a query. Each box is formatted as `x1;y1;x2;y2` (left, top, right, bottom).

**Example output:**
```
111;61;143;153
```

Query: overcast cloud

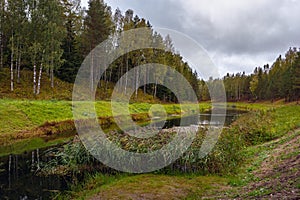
82;0;300;78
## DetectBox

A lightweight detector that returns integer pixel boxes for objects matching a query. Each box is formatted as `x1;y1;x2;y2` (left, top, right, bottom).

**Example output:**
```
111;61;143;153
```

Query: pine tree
82;0;113;92
58;0;83;83
0;0;5;69
292;52;300;101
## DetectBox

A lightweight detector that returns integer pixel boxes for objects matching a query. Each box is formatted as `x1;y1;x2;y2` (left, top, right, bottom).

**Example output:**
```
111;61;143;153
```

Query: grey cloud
86;0;300;76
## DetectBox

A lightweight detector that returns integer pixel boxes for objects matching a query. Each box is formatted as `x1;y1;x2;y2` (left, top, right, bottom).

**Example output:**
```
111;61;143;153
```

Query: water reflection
0;149;68;199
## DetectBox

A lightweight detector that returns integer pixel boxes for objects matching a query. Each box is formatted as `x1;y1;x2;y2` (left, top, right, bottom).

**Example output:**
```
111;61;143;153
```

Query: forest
209;47;300;102
0;0;299;102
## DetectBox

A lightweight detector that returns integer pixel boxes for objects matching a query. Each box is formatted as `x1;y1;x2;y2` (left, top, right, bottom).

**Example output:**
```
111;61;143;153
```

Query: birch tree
28;0;41;94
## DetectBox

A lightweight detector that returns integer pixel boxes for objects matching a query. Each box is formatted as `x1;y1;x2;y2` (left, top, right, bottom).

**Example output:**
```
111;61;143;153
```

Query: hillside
0;69;73;100
0;68;158;102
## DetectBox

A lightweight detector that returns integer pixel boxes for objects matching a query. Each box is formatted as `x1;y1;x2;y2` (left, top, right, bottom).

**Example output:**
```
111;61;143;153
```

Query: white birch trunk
37;63;43;95
33;62;36;94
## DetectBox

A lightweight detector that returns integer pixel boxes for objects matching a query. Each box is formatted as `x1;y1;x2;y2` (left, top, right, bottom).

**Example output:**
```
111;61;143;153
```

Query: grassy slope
227;129;300;199
0;68;160;102
0;69;73;100
60;103;300;200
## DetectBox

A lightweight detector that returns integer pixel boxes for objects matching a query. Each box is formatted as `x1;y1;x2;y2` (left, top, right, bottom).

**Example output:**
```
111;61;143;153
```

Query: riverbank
56;102;300;199
0;99;211;156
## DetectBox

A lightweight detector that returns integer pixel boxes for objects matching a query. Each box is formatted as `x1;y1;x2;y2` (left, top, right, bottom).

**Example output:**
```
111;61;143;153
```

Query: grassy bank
0;100;211;135
0;99;211;156
56;102;300;199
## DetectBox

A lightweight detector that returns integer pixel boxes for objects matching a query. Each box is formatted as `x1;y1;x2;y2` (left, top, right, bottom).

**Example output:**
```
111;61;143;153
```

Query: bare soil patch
241;130;300;199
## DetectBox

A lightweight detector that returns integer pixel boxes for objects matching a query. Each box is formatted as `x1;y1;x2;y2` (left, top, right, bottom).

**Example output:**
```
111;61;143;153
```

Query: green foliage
39;139;96;176
38;120;242;177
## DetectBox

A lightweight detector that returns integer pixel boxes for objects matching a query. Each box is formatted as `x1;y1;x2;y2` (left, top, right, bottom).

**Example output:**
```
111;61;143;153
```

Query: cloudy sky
82;0;300;78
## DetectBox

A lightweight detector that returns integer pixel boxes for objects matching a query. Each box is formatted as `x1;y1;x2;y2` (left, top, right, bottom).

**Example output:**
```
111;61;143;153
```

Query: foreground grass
57;174;228;200
56;102;300;199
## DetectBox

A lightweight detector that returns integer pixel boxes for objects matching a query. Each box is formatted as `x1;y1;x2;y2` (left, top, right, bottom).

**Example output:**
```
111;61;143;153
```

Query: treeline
1;0;299;102
202;47;300;102
0;0;199;101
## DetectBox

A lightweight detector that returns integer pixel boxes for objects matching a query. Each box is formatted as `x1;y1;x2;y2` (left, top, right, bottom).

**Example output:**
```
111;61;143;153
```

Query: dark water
0;109;245;199
0;150;69;200
156;109;245;129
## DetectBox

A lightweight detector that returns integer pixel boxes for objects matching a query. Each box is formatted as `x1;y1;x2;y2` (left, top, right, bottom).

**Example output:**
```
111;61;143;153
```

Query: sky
81;0;300;78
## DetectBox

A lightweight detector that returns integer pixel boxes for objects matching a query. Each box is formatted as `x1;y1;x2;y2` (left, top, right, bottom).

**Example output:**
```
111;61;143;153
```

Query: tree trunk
144;67;147;94
90;51;94;93
51;60;54;88
0;31;2;69
0;1;3;69
154;79;158;98
37;63;43;95
135;63;139;99
10;35;14;92
33;62;36;94
17;51;21;84
124;55;128;95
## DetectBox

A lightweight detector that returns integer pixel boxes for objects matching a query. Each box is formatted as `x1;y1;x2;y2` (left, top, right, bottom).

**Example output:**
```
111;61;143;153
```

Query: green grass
0;100;211;135
227;100;284;111
0;100;73;135
57;173;227;200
